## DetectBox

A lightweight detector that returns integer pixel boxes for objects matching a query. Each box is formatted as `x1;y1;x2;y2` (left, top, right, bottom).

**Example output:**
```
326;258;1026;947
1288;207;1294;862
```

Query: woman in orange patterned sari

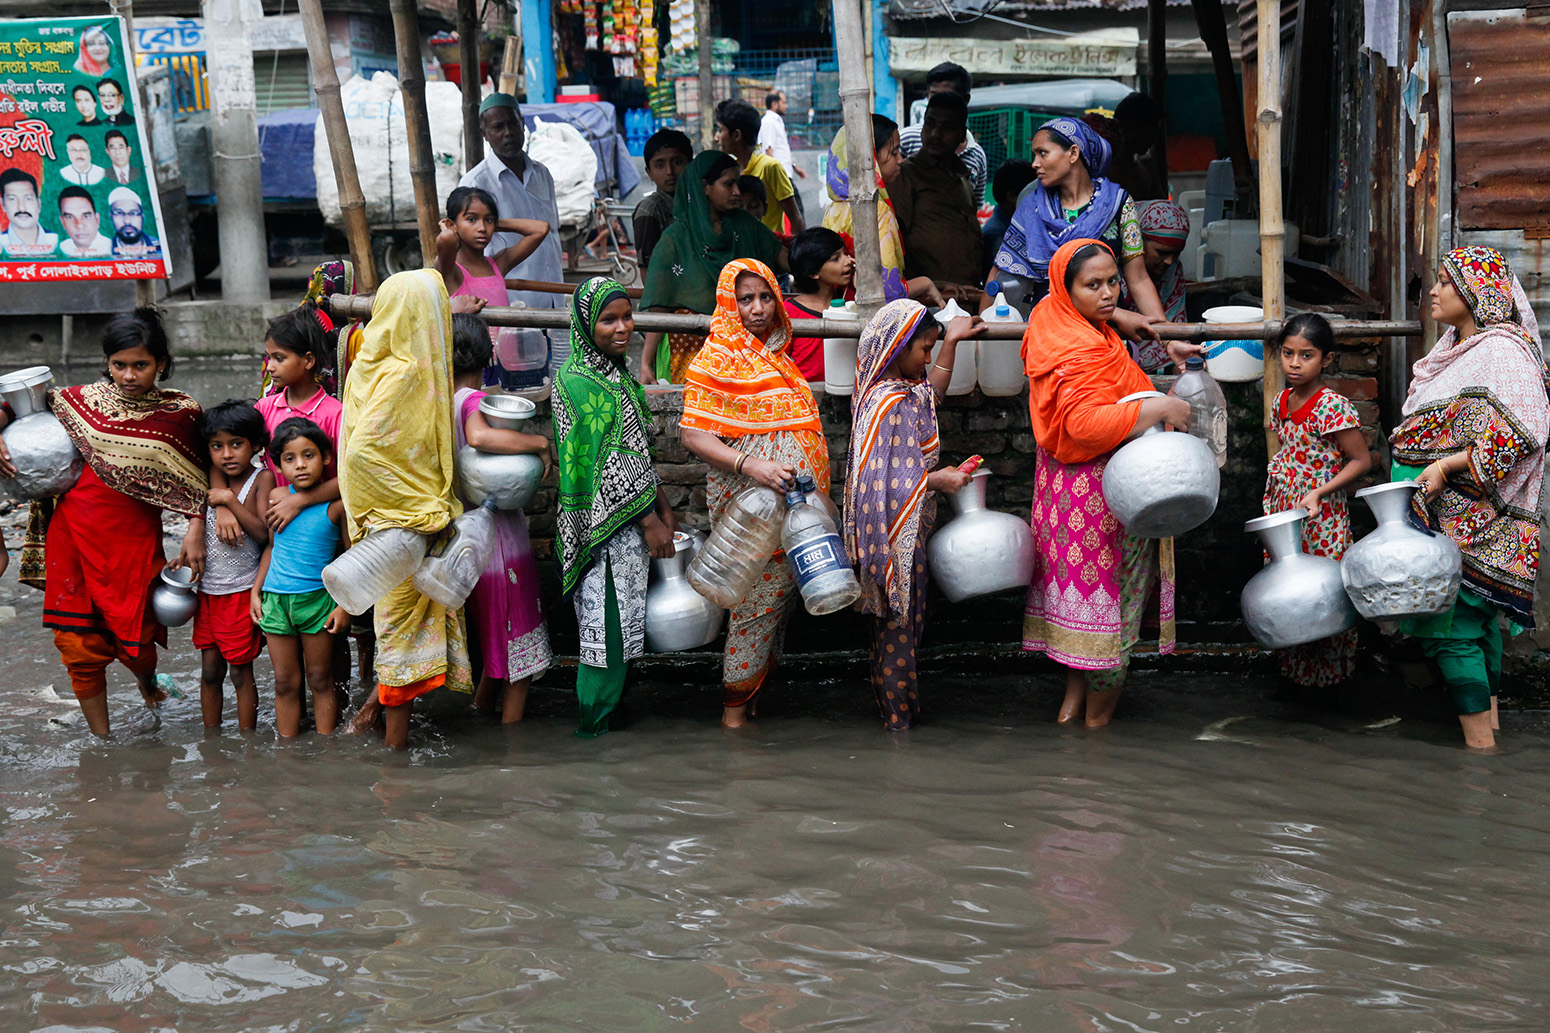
680;259;828;727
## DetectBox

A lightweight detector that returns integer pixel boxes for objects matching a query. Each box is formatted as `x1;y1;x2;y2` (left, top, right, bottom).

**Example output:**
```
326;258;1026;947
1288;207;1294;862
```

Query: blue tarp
255;101;639;203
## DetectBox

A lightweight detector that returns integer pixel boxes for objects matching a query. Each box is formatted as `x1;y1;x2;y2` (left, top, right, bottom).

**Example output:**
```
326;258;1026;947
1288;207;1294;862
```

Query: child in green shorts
250;417;348;736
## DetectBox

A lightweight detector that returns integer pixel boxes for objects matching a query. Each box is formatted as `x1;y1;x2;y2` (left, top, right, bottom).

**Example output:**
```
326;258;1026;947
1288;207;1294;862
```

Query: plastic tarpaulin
257;107;318;200
522;102;640;198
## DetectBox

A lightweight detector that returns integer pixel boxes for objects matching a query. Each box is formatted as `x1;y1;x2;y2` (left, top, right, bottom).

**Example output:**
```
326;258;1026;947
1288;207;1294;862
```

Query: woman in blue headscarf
988;117;1166;342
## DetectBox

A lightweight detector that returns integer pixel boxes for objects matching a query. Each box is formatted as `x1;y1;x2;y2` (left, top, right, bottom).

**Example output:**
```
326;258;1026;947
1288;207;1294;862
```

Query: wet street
2;363;1549;1031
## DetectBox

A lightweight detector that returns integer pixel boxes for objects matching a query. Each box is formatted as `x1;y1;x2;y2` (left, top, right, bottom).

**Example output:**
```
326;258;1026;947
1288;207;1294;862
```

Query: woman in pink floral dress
1262;314;1372;686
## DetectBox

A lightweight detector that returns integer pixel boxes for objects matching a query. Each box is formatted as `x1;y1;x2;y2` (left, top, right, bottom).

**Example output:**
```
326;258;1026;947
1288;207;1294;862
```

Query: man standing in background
758;90;806;218
897;62;988;200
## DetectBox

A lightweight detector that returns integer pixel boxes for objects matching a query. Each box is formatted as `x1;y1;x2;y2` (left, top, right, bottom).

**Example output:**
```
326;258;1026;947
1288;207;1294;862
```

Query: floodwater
3;364;1550;1031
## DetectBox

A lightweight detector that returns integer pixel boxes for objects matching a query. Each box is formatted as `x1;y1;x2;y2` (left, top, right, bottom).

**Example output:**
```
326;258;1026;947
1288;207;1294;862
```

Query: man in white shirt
897;62;988;199
0;169;59;257
457;93;569;368
59;135;106;187
57;186;112;257
758;90;806;218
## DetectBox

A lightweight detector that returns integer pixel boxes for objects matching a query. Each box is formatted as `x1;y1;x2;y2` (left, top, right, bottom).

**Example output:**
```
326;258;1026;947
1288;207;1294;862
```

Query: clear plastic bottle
1169;355;1228;468
780;486;861;616
685;484;786;608
796;473;842;530
323;526;428;615
412;499;499;609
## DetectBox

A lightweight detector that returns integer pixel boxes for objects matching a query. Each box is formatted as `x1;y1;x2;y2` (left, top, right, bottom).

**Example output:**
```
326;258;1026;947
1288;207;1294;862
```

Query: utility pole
694;0;714;149
389;0;441;267
832;0;883;316
202;0;271;302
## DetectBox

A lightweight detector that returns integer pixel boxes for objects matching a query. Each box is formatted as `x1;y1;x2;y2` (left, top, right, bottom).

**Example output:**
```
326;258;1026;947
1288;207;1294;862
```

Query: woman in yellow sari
339;269;473;749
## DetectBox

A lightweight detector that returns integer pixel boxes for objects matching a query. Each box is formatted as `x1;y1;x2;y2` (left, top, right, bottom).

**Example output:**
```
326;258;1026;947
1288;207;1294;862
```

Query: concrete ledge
161;299;293;357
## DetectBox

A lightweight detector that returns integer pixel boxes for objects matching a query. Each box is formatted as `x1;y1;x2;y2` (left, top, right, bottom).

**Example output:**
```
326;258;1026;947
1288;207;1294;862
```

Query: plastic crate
673;75;735;117
969;107;1061;203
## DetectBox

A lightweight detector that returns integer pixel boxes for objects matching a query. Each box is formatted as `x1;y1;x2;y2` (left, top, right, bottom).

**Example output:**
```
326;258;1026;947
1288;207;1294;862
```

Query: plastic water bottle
1170;355;1228;468
796;474;841;529
976;281;1025;397
412;499;499;609
323;526;428;615
686;485;786;608
781;486;860;616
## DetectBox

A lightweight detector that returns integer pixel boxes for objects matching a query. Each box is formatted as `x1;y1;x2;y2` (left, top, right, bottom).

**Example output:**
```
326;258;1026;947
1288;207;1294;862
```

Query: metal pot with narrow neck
0;366;83;501
645;530;725;651
1241;509;1358;648
1100;390;1219;538
925;470;1034;602
1342;480;1462;620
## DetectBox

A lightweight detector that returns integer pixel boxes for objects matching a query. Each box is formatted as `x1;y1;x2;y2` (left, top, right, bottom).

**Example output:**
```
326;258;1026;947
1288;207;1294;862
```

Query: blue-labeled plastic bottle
781;485;861;616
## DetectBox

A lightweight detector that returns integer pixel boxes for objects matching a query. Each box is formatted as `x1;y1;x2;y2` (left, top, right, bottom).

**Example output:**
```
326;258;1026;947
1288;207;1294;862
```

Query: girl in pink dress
1262;313;1372;687
436;186;551;321
449;313;554;722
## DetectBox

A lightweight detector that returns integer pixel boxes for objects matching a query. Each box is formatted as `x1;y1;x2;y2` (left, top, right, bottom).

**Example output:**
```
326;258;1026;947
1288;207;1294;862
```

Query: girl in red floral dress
1263;313;1372;686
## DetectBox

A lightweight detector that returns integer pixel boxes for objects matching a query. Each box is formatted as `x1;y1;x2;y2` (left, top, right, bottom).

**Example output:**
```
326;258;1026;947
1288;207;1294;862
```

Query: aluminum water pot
1241;509;1357;648
457;447;544;510
925;470;1034;603
1101;392;1219;538
0;367;81;501
645;531;725;651
150;566;200;628
1342;480;1461;620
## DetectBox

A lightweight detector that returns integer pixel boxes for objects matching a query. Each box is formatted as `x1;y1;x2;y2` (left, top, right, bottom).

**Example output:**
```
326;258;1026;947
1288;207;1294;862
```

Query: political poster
0;15;170;284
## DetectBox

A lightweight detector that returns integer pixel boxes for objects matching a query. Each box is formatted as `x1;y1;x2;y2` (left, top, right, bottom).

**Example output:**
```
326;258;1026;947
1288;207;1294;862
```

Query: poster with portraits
0;15;169;283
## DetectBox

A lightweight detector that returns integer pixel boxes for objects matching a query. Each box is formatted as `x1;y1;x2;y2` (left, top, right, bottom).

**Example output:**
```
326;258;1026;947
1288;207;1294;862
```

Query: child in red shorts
195;400;274;730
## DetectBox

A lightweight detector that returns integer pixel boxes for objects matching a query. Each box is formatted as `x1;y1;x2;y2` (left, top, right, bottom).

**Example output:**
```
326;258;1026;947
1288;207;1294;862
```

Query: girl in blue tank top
251;417;348;737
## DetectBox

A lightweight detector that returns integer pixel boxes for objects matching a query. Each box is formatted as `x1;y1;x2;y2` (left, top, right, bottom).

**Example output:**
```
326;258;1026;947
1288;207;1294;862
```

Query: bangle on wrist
734;454;746;476
932;362;953;373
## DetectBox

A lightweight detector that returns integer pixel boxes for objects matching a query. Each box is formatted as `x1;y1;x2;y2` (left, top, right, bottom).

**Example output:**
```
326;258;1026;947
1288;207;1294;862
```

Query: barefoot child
196;400;273;731
436;186;550;319
24;308;208;737
251;417;348;736
450;313;554;723
1262;312;1372;687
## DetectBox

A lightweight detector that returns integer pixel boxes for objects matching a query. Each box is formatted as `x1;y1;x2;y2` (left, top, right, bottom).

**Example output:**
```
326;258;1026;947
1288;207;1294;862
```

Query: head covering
107;186;139;209
821;126;908;302
681;259;821;438
305;259;358;392
1022;239;1153;464
638;150;782;315
479;92;518;114
1443;245;1526;331
1138;199;1190;247
339;269;460;540
994;121;1127;283
844;300;941;618
552;277;659;595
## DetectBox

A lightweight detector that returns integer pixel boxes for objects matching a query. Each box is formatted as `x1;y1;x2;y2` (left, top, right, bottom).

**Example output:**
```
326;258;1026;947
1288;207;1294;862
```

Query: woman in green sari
553;277;680;735
638;150;786;385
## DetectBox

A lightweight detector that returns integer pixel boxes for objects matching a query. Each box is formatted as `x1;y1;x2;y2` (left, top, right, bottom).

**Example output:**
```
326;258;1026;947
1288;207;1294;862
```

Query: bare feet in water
346;695;384;735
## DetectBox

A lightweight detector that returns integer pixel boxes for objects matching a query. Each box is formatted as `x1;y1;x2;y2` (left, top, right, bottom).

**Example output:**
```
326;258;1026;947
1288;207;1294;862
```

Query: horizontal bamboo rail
505;278;644;299
327;295;1422;342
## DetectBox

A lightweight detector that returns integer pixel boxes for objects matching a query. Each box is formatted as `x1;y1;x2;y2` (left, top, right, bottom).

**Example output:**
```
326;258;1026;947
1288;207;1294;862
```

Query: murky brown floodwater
2;363;1549;1032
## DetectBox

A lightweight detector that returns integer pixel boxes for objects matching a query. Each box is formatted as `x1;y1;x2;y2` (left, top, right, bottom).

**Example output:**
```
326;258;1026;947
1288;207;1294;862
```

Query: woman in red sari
14;309;209;736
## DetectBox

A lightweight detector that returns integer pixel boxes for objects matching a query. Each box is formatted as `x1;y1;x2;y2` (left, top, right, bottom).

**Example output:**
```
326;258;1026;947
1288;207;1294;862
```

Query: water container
323;526;429;615
930;336;977;396
1201;305;1266;383
495;325;552;402
412;499;498;609
933;298;967;325
780;486;861;616
821;299;859;396
0;365;83;501
1169;356;1228;468
685;484;786;608
796;473;841;528
976;283;1025;397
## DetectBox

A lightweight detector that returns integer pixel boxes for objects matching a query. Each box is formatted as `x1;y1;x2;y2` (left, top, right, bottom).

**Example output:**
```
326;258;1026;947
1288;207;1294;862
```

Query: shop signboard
889;30;1139;80
0;15;170;283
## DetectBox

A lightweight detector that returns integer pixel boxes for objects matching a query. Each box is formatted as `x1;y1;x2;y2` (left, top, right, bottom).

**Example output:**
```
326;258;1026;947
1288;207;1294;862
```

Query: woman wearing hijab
1021;239;1192;728
554;277;679;736
1390;246;1550;750
638;150;785;386
1123;199;1192;371
821;116;943;308
339;270;473;750
990;117;1166;342
679;259;828;728
844;300;980;730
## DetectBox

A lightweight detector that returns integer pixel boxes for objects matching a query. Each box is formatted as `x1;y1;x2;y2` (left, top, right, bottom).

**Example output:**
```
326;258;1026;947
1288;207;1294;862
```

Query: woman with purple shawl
989;117;1167;344
843;300;981;730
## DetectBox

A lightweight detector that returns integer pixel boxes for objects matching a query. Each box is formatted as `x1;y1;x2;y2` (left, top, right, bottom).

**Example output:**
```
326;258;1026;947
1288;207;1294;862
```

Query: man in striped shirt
897;61;987;200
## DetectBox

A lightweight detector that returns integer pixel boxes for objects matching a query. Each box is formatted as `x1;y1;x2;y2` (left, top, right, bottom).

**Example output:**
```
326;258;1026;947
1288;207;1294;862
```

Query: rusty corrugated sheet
1448;9;1550;232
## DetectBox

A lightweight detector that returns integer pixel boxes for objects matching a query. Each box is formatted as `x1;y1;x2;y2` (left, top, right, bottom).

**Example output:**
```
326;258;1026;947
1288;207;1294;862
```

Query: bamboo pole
328;295;1421;341
694;0;714;149
1256;0;1285;458
1147;0;1169;191
300;0;378;290
457;0;483;168
505;277;642;298
832;0;884;317
389;0;442;267
498;35;521;95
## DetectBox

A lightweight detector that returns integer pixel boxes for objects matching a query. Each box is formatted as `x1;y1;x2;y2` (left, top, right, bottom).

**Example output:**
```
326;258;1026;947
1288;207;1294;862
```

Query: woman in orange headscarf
1021;239;1194;728
680;259;829;727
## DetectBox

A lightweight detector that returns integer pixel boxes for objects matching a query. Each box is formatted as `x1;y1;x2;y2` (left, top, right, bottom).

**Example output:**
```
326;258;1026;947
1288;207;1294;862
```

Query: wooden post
498;35;521;95
832;0;884;317
1193;0;1255;216
299;0;378;289
1256;0;1285;459
1147;0;1169;191
458;0;483;168
695;0;714;149
389;0;442;267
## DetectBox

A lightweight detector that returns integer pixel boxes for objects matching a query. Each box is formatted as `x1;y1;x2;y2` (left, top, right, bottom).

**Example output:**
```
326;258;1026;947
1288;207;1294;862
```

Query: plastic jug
796;474;841;527
685;484;786;608
821;299;859;396
976;283;1025;397
1169;356;1228;468
781;486;861;616
323;526;429;615
412;499;499;609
